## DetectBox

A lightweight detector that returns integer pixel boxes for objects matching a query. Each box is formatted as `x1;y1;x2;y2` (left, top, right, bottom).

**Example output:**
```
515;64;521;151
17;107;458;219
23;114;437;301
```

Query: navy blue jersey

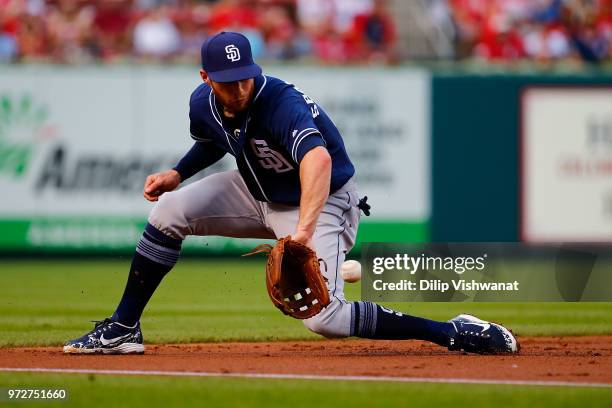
175;75;355;205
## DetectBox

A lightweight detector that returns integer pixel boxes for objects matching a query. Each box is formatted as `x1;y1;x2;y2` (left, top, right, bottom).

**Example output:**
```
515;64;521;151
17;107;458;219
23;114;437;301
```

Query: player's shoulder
190;82;212;107
255;75;308;119
255;75;302;105
189;82;214;127
258;75;289;91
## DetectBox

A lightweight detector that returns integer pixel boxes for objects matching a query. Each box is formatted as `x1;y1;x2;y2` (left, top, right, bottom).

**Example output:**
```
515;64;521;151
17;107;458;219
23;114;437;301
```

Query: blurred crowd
0;0;610;65
448;0;612;63
0;0;397;64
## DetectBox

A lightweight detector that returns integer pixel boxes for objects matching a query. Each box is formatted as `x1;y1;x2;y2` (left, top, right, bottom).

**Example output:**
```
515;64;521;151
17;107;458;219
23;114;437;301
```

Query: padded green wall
431;73;612;242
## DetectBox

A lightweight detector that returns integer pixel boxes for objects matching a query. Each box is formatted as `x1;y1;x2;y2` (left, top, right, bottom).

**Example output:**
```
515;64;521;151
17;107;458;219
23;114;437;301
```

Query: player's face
200;70;255;115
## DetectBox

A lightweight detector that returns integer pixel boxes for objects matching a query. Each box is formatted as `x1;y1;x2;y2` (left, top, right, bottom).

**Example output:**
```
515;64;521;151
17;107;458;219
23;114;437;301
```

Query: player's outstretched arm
143;169;181;202
292;146;332;248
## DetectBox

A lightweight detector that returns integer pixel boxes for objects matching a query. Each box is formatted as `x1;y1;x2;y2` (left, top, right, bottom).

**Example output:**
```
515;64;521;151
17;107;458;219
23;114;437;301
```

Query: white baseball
341;260;362;283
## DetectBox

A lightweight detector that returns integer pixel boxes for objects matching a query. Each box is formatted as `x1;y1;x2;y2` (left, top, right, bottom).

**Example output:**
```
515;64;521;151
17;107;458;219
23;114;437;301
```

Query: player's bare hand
143;169;181;202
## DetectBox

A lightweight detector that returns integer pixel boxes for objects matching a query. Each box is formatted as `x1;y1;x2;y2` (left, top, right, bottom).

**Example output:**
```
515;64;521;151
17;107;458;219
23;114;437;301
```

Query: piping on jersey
208;74;272;201
208;75;268;157
239;76;270;202
332;192;351;300
189;133;213;142
242;150;271;202
291;128;321;162
253;74;268;102
209;92;237;156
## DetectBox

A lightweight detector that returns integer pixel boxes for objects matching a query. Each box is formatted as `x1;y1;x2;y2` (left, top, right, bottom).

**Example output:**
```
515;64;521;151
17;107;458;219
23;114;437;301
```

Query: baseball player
64;32;518;355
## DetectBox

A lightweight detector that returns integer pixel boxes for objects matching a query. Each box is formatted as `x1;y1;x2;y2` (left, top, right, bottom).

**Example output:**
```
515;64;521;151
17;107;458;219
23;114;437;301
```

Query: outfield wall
431;73;612;242
0;66;430;254
0;67;610;254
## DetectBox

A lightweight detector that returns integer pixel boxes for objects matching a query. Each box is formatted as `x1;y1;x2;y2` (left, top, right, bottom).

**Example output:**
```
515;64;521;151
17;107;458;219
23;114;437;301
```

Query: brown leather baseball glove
245;236;330;319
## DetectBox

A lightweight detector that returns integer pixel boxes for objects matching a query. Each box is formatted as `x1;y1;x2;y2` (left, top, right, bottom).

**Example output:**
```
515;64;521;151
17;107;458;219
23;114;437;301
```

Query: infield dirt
0;336;610;384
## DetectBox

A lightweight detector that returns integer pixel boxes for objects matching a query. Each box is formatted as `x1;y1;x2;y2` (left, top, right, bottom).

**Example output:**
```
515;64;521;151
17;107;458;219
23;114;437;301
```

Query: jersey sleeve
172;141;226;181
189;116;213;142
269;93;327;163
175;86;226;180
188;84;215;142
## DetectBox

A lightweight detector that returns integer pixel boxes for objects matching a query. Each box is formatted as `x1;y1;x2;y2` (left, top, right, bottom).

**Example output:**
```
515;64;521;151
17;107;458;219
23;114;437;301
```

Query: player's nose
237;79;250;95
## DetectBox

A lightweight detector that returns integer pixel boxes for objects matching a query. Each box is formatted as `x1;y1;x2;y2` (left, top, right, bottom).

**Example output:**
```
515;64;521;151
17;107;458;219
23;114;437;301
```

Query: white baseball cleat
63;318;144;354
447;314;519;354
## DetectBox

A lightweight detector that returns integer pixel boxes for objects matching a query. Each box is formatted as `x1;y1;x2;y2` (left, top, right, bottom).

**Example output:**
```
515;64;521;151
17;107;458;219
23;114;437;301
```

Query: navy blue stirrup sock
350;301;453;346
111;224;182;326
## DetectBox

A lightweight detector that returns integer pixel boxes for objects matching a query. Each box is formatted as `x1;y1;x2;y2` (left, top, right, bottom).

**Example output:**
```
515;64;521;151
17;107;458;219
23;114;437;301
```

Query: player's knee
302;301;351;339
147;192;189;240
303;318;338;338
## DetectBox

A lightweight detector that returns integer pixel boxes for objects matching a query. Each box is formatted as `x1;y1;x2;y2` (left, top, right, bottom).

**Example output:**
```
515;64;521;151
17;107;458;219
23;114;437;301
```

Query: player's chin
228;99;250;113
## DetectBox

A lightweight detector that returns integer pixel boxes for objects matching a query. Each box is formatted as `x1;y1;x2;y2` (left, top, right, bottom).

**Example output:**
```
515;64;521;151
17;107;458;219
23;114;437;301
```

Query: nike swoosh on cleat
468;322;490;332
100;333;132;346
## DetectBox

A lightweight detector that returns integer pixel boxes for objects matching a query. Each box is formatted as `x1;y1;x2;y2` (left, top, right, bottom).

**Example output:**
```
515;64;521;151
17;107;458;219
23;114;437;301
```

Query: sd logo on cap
200;32;262;83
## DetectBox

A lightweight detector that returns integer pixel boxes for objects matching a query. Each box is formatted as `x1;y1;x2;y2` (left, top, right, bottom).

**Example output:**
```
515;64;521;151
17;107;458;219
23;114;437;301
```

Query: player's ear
200;69;211;85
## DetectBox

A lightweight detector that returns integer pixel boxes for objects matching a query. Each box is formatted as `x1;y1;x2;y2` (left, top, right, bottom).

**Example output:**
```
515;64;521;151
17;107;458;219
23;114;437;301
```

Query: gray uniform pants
148;170;361;338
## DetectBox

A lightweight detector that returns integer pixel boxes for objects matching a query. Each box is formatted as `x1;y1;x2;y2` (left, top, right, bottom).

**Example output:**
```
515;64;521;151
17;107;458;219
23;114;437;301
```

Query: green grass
0;373;610;408
1;259;610;408
0;259;611;347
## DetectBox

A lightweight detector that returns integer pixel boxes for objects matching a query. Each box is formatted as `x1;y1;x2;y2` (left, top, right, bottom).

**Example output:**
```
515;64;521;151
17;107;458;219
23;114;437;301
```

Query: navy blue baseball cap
200;32;262;83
